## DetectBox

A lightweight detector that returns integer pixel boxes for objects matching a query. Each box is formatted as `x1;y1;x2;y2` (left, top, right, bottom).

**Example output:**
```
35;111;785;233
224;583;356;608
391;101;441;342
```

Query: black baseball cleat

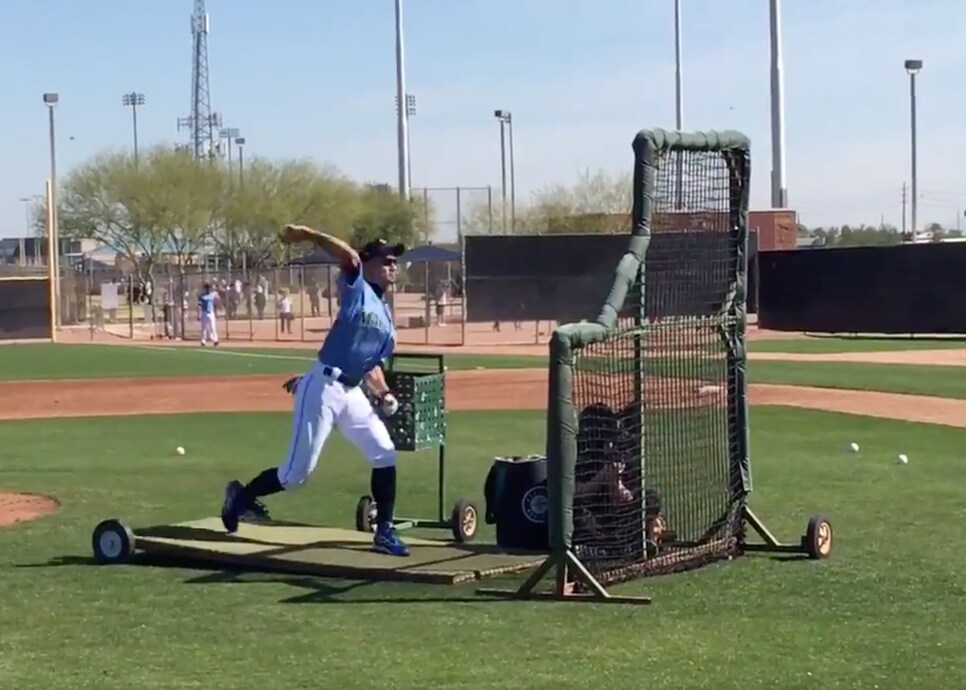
221;480;245;534
221;480;272;534
243;496;271;524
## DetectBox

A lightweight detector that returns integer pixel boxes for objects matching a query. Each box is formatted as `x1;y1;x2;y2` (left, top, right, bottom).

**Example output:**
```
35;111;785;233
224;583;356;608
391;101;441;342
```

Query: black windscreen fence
464;232;755;323
757;242;966;334
0;279;51;340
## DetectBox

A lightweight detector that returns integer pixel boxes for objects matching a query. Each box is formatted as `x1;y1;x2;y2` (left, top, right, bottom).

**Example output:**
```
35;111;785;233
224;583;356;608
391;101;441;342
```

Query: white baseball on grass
896;453;908;465
849;442;860;452
175;446;185;456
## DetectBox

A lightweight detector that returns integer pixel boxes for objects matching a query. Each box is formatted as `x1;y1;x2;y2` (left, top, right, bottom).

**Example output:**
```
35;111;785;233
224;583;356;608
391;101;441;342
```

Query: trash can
484;454;549;552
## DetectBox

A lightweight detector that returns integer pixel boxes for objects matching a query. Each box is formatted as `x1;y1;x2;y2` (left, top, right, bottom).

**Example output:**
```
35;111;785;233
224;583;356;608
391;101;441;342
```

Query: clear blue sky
2;0;965;240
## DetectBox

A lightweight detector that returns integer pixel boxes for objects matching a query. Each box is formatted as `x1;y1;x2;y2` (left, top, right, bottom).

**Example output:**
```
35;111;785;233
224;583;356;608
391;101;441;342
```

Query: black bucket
484;454;549;552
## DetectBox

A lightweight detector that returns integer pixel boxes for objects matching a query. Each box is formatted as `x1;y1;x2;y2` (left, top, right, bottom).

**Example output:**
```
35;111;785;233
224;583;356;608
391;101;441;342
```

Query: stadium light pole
43;92;60;325
494;110;515;232
121;92;145;166
18;197;31;266
394;0;411;201
674;0;683;130
235;137;246;186
768;0;788;209
219;127;240;177
904;59;922;242
395;94;416;187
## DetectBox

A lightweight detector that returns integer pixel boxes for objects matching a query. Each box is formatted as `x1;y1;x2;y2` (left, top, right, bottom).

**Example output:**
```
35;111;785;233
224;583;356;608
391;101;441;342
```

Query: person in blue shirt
197;283;220;346
220;225;410;557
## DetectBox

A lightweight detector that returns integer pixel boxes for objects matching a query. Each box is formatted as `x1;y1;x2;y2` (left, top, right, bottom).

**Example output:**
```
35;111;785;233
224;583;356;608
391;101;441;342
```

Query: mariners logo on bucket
521;486;548;524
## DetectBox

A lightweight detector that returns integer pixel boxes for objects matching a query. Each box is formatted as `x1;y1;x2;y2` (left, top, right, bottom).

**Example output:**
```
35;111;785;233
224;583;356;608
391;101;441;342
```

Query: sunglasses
382;257;398;267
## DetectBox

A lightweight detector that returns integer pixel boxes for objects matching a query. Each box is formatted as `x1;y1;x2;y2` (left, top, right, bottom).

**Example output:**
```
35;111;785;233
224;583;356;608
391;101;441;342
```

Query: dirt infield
1;370;966;428
0;492;59;528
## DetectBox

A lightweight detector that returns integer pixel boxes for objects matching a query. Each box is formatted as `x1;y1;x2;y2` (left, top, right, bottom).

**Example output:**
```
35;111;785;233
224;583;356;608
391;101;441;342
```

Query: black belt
320;364;361;388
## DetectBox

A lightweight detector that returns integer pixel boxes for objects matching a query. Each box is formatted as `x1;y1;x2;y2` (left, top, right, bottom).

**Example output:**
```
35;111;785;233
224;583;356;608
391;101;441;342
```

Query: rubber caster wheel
355;495;377;533
802;515;833;559
451;499;479;543
92;519;136;564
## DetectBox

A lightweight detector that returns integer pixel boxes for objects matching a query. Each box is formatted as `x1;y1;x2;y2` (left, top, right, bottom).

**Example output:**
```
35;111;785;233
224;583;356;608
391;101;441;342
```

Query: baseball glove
282;375;302;396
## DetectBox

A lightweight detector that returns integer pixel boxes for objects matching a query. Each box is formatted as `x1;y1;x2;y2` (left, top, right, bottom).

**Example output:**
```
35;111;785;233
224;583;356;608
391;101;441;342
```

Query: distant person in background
254;282;267;319
277;288;295;334
308;279;321;317
198;282;220;347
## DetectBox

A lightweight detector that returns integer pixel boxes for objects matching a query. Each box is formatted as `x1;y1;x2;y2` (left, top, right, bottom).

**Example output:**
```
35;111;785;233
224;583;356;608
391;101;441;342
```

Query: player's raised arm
279;224;359;270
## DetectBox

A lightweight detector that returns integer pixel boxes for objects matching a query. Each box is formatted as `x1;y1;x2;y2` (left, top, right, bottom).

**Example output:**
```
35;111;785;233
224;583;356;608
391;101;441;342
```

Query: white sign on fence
100;282;118;311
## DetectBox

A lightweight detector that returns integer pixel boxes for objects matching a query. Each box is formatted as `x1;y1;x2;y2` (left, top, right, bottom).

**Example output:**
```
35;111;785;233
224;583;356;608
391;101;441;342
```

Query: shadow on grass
16;553;518;605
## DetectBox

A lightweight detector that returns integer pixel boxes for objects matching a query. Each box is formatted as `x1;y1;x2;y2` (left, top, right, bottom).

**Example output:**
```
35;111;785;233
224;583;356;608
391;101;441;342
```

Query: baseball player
220;225;410;557
198;283;220;346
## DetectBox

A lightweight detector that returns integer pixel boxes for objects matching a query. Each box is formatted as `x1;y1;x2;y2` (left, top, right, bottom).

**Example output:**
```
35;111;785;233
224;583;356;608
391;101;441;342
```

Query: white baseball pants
277;361;396;489
200;312;219;344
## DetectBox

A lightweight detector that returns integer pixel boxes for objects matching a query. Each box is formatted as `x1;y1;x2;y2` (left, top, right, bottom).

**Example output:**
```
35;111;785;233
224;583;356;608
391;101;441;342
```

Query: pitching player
198;283;220;346
220;226;410;557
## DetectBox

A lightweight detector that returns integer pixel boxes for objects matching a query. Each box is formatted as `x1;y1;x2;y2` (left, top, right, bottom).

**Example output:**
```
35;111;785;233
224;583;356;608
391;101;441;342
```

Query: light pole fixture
121;92;145;165
42;92;61;325
494;109;516;232
904;59;922;242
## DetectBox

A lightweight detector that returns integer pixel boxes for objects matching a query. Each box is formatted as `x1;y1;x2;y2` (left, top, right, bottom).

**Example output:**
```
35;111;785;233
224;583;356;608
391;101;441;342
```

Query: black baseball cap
359;239;406;262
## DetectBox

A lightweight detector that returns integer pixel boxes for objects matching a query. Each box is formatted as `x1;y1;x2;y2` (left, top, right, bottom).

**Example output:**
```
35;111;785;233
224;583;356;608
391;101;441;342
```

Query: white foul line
126;344;315;364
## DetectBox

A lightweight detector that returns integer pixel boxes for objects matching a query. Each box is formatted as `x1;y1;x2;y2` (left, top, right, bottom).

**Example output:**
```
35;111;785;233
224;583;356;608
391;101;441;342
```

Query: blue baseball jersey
318;269;395;382
198;292;217;314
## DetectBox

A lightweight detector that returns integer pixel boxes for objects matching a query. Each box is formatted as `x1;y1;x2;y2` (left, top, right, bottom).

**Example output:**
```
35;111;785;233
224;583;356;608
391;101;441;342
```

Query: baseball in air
849;442;860;453
896;453;908;465
175;446;186;456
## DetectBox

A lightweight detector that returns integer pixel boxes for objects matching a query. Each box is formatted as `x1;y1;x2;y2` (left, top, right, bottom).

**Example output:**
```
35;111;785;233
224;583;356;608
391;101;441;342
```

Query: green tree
349;184;424;249
219;158;359;267
143;147;226;270
38;148;170;281
458;168;632;235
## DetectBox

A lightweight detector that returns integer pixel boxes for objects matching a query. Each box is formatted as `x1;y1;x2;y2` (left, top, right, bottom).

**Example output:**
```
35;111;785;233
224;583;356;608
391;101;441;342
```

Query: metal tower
177;0;218;158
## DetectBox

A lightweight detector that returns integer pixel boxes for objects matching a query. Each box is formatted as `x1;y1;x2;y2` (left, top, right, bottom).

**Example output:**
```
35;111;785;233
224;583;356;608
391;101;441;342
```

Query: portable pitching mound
90;517;545;585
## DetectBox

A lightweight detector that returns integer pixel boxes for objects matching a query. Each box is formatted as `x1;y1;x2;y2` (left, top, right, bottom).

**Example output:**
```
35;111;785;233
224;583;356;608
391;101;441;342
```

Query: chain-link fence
57;261;479;346
52;247;561;347
411;186;496;238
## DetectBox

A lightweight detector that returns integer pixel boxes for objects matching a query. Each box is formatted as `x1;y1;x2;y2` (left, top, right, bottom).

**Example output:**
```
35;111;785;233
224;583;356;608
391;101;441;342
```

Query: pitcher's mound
0;492;59;528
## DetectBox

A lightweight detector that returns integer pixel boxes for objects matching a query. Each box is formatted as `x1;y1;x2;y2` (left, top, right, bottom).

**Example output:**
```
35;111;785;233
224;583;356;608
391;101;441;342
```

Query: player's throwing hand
279;224;312;245
379;393;399;417
282;375;302;396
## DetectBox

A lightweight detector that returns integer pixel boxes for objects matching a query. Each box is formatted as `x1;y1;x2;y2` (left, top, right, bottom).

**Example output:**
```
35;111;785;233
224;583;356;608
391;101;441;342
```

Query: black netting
570;146;747;585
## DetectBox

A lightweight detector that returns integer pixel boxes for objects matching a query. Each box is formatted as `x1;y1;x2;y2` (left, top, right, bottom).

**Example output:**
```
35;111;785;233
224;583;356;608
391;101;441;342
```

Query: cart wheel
92;519;136;564
355;495;377;533
803;515;833;559
451;499;479;543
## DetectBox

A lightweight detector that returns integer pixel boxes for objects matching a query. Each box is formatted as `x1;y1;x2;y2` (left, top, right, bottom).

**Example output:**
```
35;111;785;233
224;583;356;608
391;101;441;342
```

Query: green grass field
1;407;965;689
749;361;966;398
0;343;545;380
5;343;966;400
749;335;966;354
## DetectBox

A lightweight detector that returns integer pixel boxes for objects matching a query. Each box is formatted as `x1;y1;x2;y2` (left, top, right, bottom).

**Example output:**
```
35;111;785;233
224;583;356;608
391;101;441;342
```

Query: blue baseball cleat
372;523;410;557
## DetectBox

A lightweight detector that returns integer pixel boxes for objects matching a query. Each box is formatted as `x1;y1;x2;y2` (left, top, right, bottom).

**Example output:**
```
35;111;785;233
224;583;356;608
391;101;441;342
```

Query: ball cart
354;352;479;543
